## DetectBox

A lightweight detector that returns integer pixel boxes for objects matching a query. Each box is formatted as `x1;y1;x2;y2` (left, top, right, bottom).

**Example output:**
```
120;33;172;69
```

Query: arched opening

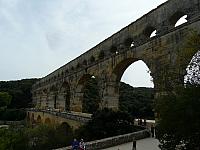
90;56;95;63
83;60;87;66
175;15;187;27
121;60;154;87
41;89;47;109
76;74;100;113
143;26;157;38
58;122;72;134
36;115;42;124
44;118;51;124
56;122;73;145
110;45;119;55
98;50;105;59
170;11;188;27
76;63;81;69
59;82;70;112
124;37;135;48
112;59;155;122
27;112;30;121
50;85;58;109
150;30;157;38
31;113;35;123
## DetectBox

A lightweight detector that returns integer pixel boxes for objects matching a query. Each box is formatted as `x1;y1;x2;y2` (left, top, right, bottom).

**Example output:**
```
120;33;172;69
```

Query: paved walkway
103;138;160;150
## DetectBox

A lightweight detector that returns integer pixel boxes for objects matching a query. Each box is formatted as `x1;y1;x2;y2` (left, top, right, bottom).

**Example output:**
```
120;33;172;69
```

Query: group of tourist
71;138;86;150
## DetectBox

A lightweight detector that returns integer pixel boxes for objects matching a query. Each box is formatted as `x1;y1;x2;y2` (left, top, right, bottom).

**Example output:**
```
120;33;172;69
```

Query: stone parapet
27;108;91;123
54;129;150;150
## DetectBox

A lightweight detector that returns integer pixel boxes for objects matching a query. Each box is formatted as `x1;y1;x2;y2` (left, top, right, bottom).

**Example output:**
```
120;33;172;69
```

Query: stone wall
27;109;91;129
54;129;150;150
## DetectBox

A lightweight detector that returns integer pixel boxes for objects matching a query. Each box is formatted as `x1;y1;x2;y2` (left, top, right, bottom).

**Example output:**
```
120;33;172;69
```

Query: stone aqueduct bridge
32;0;200;114
27;109;91;129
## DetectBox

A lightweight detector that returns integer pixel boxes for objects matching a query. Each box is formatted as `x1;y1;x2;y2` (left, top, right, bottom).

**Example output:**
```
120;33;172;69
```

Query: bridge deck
27;108;92;123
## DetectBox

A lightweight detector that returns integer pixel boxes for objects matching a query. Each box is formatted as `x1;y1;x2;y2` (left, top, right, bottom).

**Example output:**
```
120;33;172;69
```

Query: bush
156;86;200;149
75;109;141;141
0;124;73;150
0;109;26;121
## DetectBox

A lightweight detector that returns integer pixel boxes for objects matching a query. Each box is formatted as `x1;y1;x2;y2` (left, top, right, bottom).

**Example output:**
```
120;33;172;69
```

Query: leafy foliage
0;92;12;109
82;78;100;113
0;78;38;108
0;124;73;150
156;86;200;149
0;126;28;150
119;82;154;119
0;109;26;121
75;109;143;141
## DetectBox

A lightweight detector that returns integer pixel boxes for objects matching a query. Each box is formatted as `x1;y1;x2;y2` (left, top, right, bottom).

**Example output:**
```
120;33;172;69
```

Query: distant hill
0;78;39;108
119;82;154;119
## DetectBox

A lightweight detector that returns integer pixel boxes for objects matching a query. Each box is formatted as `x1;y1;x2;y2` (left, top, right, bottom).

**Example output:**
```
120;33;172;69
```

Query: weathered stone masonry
32;0;200;112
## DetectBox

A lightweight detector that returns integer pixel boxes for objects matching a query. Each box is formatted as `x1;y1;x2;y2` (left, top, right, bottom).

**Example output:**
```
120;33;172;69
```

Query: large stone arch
72;74;100;112
59;122;71;132
27;112;30;121
49;85;58;109
57;81;71;111
40;88;48;109
44;118;51;124
101;55;154;110
31;113;35;124
36;115;42;124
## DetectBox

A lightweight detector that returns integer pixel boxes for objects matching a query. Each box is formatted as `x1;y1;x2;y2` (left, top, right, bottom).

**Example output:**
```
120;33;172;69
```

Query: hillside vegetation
0;79;38;108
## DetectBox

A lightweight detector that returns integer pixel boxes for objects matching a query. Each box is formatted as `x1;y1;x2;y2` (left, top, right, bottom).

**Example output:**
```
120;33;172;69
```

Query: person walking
79;139;86;150
71;138;79;150
132;138;136;150
151;125;155;138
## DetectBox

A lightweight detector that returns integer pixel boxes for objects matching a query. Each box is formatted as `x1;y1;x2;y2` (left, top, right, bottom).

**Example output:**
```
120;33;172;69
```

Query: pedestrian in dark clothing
144;119;147;126
132;138;136;150
151;125;155;138
71;138;79;150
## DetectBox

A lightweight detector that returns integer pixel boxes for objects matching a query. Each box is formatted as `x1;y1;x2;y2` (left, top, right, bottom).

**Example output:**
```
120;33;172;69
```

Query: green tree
156;86;200;149
82;78;100;113
75;109;143;141
0;92;12;109
0;78;38;108
0;127;28;150
119;82;154;119
0;124;73;150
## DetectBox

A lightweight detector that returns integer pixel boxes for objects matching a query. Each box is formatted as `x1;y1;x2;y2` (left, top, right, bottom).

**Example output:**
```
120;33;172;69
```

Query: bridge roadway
27;108;92;123
103;137;160;150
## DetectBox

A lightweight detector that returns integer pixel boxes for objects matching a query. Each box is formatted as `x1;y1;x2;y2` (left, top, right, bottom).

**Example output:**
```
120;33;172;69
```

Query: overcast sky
0;0;169;87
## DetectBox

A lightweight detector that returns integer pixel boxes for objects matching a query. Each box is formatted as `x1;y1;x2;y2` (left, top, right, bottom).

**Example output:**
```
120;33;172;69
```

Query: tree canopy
75;109;143;141
0;92;12;109
156;86;200;149
0;78;38;108
119;82;154;119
